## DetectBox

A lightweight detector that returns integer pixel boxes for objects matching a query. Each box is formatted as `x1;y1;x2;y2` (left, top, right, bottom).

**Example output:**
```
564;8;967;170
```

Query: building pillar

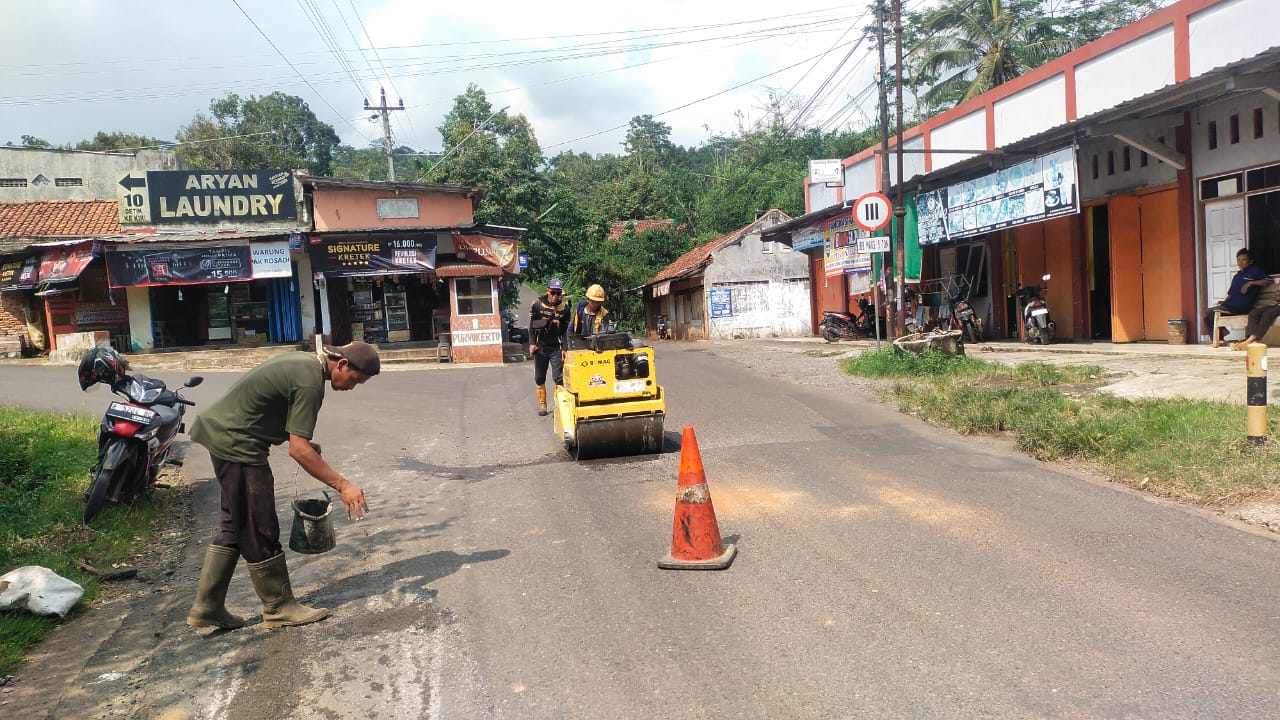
294;250;318;338
126;286;153;352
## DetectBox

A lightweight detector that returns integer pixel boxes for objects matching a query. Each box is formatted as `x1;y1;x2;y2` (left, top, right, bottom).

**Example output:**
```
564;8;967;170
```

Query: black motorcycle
81;357;202;523
657;314;671;340
503;310;528;345
946;278;983;345
820;298;884;342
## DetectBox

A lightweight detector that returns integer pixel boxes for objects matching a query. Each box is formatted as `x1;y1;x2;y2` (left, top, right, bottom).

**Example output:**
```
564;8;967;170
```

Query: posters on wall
453;234;518;273
916;146;1079;245
105;244;254;287
791;223;824;251
708;287;733;318
823;212;872;277
309;235;438;276
0;255;39;290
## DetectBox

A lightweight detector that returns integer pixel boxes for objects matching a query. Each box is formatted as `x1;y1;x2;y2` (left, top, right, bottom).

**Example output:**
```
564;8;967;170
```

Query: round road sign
852;192;893;232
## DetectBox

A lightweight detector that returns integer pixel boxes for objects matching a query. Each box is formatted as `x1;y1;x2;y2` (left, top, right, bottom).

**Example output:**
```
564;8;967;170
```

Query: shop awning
38;241;97;285
435;262;503;278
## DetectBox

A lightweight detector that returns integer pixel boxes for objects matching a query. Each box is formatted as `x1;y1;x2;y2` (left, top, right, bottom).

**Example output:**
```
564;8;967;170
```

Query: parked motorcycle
77;347;202;523
947;278;983;345
1016;274;1056;344
820;298;884;342
657;314;671;340
503;310;528;345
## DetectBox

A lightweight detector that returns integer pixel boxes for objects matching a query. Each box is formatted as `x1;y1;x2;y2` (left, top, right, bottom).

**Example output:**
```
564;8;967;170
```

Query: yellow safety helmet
585;284;606;302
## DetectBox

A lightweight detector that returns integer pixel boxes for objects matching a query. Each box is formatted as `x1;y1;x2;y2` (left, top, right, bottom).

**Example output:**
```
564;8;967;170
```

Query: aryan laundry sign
117;170;296;225
916;146;1079;245
105;244;254;287
309;236;438;276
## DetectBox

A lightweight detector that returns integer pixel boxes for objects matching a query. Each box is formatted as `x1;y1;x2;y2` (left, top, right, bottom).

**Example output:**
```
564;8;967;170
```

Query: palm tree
912;0;1072;112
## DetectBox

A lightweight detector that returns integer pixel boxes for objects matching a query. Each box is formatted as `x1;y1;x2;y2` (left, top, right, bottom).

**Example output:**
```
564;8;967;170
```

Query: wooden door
1139;189;1182;334
1203;197;1245;306
1109;196;1144;342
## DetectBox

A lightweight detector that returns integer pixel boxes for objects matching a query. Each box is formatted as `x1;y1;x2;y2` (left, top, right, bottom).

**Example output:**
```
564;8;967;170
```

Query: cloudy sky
1;1;889;158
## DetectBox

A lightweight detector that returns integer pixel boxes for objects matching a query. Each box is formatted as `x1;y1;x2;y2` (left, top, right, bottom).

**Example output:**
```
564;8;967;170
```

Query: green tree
911;0;1072;109
17;135;52;148
75;131;167;152
175;92;340;174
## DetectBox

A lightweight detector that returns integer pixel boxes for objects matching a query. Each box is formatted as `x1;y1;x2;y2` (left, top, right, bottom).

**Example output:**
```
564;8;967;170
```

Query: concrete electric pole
876;0;894;336
892;0;908;337
364;87;405;181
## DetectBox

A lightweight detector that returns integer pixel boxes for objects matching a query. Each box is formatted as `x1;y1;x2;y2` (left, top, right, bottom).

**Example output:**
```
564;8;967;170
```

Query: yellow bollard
1245;342;1268;444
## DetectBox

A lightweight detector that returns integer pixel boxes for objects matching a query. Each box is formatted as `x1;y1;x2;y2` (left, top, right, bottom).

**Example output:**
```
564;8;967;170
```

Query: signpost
852;191;894;349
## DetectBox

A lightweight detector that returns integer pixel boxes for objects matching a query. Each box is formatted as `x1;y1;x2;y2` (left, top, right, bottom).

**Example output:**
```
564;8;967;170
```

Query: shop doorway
1109;189;1182;342
1247;190;1280;270
1087;205;1112;339
149;285;211;348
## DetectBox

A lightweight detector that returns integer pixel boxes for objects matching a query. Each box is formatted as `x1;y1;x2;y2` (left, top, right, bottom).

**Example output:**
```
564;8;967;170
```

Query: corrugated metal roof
302;176;480;196
97;228;295;245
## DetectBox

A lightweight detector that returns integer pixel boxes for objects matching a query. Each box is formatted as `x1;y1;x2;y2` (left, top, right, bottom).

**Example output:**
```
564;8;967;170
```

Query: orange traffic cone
658;426;737;570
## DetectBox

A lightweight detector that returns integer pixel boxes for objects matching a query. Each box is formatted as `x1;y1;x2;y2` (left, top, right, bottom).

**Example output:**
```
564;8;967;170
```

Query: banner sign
791;223;824;252
916;146;1079;245
75;303;129;327
39;242;97;284
309;236;437;276
0;255;40;290
117;169;296;225
823;212;871;277
453;234;518;274
708;287;733;318
105;244;254;288
250;241;292;279
450;328;502;346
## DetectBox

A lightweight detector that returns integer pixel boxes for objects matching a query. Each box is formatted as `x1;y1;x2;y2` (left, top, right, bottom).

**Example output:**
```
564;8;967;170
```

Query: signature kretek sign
118;170;296;224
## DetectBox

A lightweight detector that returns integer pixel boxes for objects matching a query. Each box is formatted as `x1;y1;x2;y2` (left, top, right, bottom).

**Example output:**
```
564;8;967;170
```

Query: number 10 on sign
852;192;892;232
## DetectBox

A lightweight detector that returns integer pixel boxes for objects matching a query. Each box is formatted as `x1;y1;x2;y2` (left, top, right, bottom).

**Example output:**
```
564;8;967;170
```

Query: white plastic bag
0;566;84;617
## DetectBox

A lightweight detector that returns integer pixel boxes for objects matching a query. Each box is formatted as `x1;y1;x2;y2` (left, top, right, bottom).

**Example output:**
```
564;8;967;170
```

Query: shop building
639;210;808;339
768;0;1279;344
302;177;523;363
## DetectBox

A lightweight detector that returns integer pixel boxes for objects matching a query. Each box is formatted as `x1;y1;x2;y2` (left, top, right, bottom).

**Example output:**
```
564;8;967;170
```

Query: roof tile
0;200;122;238
648;210;790;285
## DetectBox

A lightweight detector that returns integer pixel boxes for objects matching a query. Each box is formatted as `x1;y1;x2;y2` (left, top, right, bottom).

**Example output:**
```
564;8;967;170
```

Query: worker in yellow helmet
566;284;610;340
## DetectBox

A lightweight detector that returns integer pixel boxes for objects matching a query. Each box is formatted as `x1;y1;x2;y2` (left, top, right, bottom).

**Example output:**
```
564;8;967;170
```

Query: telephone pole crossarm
364;87;406;182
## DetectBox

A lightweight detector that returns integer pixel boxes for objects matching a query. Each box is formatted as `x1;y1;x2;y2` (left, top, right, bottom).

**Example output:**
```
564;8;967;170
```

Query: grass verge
842;348;1280;508
0;406;173;675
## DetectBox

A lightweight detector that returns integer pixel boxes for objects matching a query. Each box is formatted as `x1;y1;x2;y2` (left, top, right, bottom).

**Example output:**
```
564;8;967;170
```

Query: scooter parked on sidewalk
820;298;884;342
503;310;528;345
947;277;983;345
1016;274;1056;344
657;314;671;340
77;347;203;523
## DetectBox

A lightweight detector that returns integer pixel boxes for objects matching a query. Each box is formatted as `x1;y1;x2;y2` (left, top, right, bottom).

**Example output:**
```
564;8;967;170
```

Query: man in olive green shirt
186;342;378;631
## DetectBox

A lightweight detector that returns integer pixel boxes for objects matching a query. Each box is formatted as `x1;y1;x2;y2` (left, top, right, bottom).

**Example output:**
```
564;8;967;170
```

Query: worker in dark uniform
529;279;571;416
567;284;610;339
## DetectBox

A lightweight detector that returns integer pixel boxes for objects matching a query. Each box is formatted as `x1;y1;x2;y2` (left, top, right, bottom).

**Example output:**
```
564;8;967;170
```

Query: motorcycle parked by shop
503;310;528;345
946;277;983;345
820;298;884;342
657;314;672;340
1016;274;1055;344
77;347;203;523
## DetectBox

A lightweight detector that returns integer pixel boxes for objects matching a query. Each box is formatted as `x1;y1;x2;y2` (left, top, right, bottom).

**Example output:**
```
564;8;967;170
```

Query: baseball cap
547;279;564;290
331;341;381;376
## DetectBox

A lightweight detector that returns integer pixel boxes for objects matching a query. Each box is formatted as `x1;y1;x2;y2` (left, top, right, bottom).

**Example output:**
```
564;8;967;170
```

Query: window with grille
0;178;28;187
454;277;494;315
54;177;83;187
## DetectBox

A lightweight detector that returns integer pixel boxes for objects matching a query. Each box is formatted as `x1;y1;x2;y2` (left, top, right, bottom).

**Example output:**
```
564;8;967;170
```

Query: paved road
3;347;1278;719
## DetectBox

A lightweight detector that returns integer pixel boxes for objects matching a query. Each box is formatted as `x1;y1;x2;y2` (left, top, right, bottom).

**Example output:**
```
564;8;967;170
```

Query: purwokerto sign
117;170;297;225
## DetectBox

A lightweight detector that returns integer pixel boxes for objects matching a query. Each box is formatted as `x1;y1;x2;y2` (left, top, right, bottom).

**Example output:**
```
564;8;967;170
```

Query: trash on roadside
0;566;84;617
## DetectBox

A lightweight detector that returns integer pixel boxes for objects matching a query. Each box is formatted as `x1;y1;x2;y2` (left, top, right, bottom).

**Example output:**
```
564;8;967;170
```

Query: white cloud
0;0;882;157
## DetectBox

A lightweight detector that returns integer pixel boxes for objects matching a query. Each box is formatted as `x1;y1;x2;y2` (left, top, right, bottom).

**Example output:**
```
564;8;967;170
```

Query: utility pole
892;0;908;337
876;0;893;340
364;87;405;181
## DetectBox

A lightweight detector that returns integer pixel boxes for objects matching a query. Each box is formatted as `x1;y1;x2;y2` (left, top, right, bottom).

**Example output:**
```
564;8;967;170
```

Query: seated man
1204;248;1272;347
1232;296;1280;350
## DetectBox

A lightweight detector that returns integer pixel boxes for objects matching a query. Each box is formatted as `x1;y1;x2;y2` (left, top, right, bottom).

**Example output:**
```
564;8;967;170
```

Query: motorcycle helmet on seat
78;346;130;391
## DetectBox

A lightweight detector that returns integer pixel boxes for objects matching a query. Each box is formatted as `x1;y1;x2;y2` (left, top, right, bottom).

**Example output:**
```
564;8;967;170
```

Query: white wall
1079;135;1179;200
705;280;811;338
845;157;878;197
995;74;1067;146
125;286;153;352
1189;0;1280;77
889;136;927;185
1076;27;1176;119
808;181;839;211
0;148;184;202
1191;92;1280;179
930;109;987;171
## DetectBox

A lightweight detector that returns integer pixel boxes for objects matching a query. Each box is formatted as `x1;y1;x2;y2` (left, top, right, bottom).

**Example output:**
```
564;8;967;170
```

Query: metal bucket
288;492;335;555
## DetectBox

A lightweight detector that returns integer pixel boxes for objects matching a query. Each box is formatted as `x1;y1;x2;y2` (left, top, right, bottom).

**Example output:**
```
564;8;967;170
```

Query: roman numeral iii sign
852;192;893;232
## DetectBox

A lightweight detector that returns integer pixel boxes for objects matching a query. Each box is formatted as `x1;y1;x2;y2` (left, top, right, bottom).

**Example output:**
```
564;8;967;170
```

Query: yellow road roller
553;332;665;460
